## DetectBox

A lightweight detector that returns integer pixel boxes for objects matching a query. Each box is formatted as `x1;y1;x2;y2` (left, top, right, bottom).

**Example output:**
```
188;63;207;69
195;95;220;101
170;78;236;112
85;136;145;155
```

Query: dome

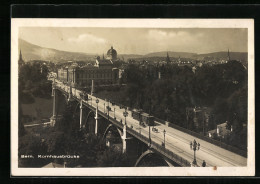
106;46;117;60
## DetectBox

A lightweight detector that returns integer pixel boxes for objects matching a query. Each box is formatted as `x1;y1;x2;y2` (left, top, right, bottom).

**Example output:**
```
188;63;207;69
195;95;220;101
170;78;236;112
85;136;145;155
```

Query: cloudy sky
19;27;248;55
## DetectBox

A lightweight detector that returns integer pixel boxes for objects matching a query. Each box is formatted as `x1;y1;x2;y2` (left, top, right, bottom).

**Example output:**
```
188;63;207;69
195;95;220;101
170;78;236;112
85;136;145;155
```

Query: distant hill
18;39;248;64
18;39;96;63
118;54;143;61
144;51;197;59
195;52;248;61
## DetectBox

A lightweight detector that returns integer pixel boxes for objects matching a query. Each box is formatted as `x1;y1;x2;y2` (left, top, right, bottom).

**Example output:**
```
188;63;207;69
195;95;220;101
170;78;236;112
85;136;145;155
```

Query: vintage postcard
11;19;255;176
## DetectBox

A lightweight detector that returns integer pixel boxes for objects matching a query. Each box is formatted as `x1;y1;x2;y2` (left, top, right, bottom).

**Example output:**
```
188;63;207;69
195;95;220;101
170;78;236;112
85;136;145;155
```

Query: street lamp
114;107;116;118
163;129;166;147
148;123;151;147
107;100;110;123
190;139;200;165
96;98;99;109
165;108;170;122
123;108;128;125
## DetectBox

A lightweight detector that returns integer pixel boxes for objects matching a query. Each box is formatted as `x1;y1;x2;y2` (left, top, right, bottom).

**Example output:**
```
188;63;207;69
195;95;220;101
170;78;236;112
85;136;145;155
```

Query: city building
57;46;120;88
207;121;232;139
42;162;65;168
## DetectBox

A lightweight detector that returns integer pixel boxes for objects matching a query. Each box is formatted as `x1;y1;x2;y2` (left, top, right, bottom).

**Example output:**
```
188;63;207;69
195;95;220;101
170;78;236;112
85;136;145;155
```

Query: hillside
195;52;248;61
144;51;197;59
18;39;96;63
18;39;248;63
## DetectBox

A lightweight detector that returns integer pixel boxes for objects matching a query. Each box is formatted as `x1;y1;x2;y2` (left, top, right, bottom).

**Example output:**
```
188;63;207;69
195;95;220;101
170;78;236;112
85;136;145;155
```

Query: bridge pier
79;99;83;130
122;123;127;153
50;81;57;126
95;103;100;135
121;123;132;153
68;86;73;102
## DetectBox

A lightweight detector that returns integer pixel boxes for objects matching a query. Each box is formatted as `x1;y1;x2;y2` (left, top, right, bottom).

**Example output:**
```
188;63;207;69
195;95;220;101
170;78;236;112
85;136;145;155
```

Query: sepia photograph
11;19;255;176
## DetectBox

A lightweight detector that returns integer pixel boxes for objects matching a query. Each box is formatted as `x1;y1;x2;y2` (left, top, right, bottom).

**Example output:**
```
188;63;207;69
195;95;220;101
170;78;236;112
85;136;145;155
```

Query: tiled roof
42;162;64;168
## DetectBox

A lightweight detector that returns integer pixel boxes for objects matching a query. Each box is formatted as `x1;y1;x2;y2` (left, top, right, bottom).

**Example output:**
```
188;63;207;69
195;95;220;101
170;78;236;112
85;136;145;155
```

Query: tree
96;147;130;167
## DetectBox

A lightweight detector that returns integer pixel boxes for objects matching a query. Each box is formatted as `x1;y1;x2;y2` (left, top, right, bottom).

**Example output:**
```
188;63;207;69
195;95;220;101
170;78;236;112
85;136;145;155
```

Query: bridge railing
165;120;247;157
125;123;191;167
150;138;191;167
153;109;245;158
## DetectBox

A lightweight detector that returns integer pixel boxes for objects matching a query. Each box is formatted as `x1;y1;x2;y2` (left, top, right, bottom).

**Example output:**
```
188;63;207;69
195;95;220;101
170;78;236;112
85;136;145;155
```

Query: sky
19;27;248;55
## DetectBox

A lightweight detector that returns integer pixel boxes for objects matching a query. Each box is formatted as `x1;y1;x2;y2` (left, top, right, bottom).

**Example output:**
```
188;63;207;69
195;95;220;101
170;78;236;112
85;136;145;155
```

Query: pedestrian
202;160;206;167
198;143;200;150
190;141;192;149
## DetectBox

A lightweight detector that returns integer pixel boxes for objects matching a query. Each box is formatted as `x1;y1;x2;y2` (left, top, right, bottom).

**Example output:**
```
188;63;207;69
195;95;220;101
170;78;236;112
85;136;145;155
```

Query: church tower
227;49;231;61
166;52;171;64
18;49;25;68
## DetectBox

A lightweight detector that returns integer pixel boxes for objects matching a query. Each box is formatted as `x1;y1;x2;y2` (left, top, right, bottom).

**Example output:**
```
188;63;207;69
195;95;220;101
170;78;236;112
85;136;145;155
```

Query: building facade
57;47;119;88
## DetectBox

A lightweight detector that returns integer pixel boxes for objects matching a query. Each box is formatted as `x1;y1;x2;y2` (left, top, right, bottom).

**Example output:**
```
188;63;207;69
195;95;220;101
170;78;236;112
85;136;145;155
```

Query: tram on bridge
132;109;155;127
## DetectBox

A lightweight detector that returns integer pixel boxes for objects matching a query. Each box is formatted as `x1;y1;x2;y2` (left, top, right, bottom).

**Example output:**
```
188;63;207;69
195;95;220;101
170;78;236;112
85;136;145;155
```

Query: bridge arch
85;110;95;124
72;101;80;118
102;124;123;140
135;149;172;167
81;109;96;133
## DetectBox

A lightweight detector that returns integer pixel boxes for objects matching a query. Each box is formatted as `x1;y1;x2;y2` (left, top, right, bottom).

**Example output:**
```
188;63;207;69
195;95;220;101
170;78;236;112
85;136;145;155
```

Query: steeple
166;52;171;64
18;49;25;68
19;49;22;60
178;56;181;63
227;49;230;61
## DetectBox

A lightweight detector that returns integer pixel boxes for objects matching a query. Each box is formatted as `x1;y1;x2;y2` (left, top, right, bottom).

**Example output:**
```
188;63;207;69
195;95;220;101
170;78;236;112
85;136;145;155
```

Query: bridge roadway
54;81;247;167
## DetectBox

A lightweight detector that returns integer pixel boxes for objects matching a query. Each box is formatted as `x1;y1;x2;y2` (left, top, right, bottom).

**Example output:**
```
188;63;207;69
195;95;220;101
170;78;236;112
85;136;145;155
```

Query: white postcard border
11;19;255;176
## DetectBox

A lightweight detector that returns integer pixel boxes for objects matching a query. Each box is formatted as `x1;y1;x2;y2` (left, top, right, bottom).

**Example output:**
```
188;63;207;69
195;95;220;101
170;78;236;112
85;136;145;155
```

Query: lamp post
96;98;99;109
163;129;166;147
87;96;90;104
123;108;128;125
104;103;105;113
149;124;151;147
114;107;116;118
95;98;99;135
122;108;128;153
107;100;110;123
165;108;170;122
190;139;200;165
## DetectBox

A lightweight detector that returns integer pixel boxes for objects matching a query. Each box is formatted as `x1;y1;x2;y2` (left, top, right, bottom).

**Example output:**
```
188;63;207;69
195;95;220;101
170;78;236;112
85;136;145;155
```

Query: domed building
106;46;117;61
57;46;120;88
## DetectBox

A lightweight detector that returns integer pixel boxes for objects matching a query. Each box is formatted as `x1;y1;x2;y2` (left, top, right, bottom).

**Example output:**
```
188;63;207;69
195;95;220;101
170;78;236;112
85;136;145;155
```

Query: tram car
132;109;143;121
141;112;155;126
131;109;155;126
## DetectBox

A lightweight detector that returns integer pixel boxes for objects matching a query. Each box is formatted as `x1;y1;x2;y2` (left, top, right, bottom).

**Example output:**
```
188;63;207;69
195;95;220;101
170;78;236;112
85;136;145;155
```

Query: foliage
96;147;130;167
19;133;48;167
19;62;51;102
97;60;248;149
